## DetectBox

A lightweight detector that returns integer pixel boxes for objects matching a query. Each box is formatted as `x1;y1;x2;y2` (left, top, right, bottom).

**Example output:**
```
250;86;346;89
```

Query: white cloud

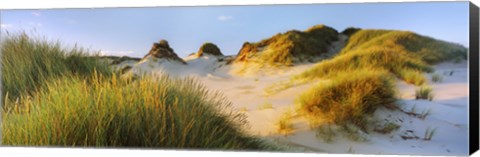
1;24;13;28
100;50;134;56
31;12;41;17
217;15;233;21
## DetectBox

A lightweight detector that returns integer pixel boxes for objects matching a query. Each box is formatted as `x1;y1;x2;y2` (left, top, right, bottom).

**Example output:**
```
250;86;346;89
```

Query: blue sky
0;2;469;58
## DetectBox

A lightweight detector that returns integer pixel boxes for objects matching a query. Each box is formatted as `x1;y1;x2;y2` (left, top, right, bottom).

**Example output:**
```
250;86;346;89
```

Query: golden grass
296;69;396;130
2;73;277;149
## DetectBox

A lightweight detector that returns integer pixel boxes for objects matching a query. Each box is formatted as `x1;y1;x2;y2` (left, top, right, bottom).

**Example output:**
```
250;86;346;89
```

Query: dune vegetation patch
1;32;278;150
2;73;276;150
296;69;396;131
340;29;467;64
235;24;339;67
1;32;112;100
293;46;432;85
291;29;466;87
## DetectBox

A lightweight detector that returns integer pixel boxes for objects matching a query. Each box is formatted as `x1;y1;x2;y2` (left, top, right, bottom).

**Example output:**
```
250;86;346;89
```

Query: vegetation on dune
415;85;434;101
275;110;295;136
289;28;465;137
98;55;141;65
296;69;396;130
293;29;466;86
2;32;277;150
431;73;443;83
235;24;339;66
340;29;468;64
1;32;112;101
197;42;223;56
293;46;432;85
2;73;276;149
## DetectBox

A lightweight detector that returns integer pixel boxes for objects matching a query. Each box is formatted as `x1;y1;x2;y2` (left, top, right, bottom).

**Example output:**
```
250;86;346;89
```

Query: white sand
120;51;469;156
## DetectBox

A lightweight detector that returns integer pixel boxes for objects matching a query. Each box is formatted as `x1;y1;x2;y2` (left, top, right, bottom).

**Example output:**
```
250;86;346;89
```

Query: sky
0;2;470;58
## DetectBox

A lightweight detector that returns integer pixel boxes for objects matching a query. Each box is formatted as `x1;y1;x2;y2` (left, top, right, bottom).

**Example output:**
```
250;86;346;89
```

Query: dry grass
275;110;295;136
415;85;434;101
296;69;396;130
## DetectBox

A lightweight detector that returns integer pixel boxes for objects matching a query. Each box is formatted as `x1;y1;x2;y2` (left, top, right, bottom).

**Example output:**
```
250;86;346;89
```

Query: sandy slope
206;61;468;156
119;42;468;155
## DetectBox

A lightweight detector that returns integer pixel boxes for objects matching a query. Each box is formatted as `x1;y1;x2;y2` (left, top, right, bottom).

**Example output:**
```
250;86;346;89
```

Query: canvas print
0;2;472;156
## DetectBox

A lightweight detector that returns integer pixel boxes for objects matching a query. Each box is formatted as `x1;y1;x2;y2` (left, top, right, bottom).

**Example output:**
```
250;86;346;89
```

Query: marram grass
2;73;276;150
296;69;396;130
1;32;112;100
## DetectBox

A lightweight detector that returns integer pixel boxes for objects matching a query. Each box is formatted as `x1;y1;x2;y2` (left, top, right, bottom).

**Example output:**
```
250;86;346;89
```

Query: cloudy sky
0;2;469;58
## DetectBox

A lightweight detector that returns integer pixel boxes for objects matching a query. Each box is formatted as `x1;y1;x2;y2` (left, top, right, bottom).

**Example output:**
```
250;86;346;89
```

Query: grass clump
415;85;434;101
431;73;443;83
275;110;295;136
296;69;396;130
1;32;112;100
400;69;426;86
423;127;437;141
2;73;276;150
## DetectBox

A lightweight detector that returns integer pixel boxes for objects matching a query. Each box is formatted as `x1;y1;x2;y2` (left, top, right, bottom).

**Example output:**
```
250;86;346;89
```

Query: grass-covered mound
294;46;432;85
197;42;223;56
2;73;275;149
1;33;112;100
235;24;338;66
340;29;468;64
293;29;467;85
296;69;396;130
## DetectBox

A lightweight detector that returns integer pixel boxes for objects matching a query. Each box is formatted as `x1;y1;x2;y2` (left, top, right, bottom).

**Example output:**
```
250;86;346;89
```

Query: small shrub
296;69;396;130
415;86;434;101
431;73;443;83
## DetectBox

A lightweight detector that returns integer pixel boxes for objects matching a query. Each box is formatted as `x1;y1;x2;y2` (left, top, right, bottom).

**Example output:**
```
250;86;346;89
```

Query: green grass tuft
2;73;276;149
431;73;443;83
415;85;434;101
1;32;112;101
